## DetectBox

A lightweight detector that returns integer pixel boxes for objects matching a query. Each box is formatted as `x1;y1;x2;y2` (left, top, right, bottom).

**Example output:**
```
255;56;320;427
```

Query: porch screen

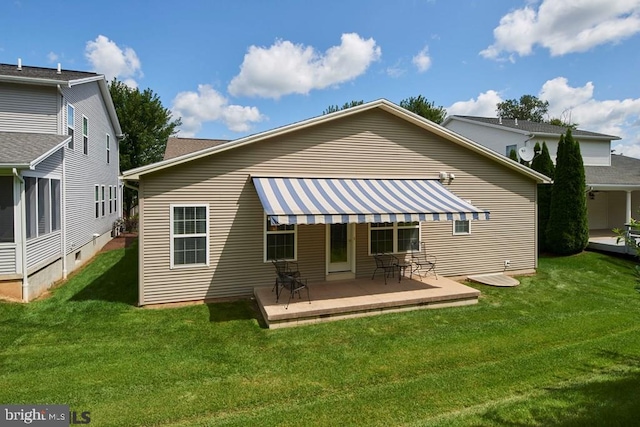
0;176;14;242
252;177;490;225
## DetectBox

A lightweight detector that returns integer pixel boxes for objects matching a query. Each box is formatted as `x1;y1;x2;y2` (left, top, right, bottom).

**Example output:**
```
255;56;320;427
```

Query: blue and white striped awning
252;177;490;225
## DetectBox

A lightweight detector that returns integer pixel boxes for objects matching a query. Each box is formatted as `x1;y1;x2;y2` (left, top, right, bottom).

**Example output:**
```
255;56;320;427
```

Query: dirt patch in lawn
101;233;138;252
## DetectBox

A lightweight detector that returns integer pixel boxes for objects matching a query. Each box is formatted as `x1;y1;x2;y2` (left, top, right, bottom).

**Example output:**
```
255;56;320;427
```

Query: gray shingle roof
164;137;230;160
585;154;640;186
452;116;620;140
0;63;99;82
0;132;69;166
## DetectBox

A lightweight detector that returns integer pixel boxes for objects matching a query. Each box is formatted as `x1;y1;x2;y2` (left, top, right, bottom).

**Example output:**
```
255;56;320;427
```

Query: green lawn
1;245;640;426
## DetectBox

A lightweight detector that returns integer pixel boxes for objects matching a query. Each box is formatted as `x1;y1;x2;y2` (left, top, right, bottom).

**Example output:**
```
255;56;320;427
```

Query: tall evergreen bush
531;142;555;252
546;130;589;255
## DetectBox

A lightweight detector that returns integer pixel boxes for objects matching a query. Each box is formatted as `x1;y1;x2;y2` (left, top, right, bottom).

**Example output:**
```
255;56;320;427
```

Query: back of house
0;61;122;301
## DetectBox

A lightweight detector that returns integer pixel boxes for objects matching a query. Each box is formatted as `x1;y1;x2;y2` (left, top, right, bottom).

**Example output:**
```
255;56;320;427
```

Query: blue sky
2;0;640;156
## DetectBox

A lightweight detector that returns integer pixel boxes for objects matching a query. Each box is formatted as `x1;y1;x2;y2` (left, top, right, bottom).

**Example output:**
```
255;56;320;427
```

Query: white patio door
326;223;354;275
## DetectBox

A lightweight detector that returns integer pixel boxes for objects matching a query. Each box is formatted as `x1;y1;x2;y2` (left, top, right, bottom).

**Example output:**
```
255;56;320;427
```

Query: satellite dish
518;146;534;162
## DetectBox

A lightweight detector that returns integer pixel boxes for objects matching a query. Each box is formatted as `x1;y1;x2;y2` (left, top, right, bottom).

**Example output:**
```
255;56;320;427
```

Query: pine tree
508;148;519;161
531;142;555;252
546;130;589;254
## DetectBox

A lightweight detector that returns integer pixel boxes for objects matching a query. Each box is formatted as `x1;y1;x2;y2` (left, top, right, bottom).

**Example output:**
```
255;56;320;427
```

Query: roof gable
444;115;620;140
164;137;229;160
123;99;550;183
0;132;70;168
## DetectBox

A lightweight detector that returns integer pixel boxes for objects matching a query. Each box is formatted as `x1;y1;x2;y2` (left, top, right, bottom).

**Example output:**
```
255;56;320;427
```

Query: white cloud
47;51;58;62
171;84;265;136
85;35;142;87
481;0;640;60
412;46;432;72
447;90;503;117
539;77;640;142
228;33;381;99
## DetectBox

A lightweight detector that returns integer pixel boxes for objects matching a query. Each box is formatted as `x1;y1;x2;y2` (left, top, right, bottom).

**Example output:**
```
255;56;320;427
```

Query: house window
171;205;209;267
265;217;296;260
67;104;75;149
0;176;14;243
453;220;471;235
109;186;113;214
82;116;89;155
94;185;99;219
369;221;420;254
101;185;106;217
106;134;110;164
24;176;61;239
506;144;517;157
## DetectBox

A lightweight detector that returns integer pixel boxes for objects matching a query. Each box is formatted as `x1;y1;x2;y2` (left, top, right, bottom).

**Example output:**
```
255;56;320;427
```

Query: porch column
626;191;632;225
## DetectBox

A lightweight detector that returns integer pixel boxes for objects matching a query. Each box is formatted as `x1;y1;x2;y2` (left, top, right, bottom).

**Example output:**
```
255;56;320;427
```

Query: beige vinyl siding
0;83;58;133
0;245;17;275
140;109;537;305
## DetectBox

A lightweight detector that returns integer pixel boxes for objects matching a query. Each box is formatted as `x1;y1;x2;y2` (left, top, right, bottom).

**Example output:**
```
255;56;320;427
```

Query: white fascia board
30;136;72;168
0;75;65;86
588;184;640;191
67;75;105;86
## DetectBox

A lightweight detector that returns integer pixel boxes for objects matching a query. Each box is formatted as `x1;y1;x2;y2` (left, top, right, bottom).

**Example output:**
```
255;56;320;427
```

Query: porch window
25;176;61;239
67;104;75;149
0;176;14;243
370;221;420;254
453;220;470;235
265;217;296;261
171;205;208;267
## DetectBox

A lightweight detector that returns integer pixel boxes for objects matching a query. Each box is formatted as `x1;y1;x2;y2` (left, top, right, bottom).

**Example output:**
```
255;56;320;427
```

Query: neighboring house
122;99;549;306
442;116;638;232
0;62;122;301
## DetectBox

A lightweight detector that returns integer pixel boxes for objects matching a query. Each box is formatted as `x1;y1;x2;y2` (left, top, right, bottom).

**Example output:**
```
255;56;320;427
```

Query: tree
508;148;519;162
496;95;549;122
110;79;181;217
531;141;555;252
546;130;589;255
399;95;447;124
548;117;578;130
322;100;364;115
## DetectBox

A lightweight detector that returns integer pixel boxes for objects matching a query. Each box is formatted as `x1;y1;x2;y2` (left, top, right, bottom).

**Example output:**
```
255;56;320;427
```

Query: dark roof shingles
0;63;99;82
163;137;230;160
585;154;640;185
0;132;68;165
454;116;619;139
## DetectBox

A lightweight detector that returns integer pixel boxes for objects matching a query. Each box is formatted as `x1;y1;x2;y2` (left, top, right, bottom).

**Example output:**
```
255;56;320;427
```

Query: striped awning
252;177;490;225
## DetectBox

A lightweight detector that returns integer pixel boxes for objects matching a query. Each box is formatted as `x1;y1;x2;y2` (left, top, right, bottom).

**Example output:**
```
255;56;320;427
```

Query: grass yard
1;244;640;426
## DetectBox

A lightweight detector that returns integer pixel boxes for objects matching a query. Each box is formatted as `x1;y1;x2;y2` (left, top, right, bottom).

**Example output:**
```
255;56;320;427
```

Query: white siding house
0;62;122;301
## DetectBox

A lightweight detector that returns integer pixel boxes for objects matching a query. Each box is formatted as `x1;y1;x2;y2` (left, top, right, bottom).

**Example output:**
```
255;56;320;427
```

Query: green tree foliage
109;79;181;216
508;148;519;161
548;117;578;129
399;95;447;124
546;130;589;255
497;95;549;122
322;100;364;115
531;141;555;252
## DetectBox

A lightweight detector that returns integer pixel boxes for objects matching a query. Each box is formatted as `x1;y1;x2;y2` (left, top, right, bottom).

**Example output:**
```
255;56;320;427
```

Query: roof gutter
0;75;66;87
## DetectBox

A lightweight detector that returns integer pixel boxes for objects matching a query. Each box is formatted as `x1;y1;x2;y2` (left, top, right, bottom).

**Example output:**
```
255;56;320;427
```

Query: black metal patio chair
410;242;437;279
271;259;309;308
372;253;399;285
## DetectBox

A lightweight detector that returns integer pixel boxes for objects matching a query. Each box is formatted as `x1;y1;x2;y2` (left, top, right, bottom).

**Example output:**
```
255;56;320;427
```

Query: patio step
467;273;519;287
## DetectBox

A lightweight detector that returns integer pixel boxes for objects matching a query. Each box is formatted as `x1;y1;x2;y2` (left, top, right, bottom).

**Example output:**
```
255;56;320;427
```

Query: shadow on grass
70;243;138;306
480;351;640;426
206;299;265;327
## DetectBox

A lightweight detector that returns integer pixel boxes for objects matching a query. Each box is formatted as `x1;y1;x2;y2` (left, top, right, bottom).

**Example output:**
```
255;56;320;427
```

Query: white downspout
12;168;28;302
626;191;632;225
62;149;67;279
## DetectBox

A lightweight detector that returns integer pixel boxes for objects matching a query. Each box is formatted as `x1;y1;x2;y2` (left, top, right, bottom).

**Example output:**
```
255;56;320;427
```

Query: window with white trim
24;176;61;240
106;134;110;164
101;185;106;217
506;144;517;157
108;186;113;214
453;220;471;235
82;116;89;155
265;216;296;260
171;205;209;267
94;185;99;218
370;221;420;254
67;104;75;149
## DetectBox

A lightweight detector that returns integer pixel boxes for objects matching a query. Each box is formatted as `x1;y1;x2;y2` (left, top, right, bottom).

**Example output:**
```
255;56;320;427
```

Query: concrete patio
254;275;481;328
587;229;635;255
